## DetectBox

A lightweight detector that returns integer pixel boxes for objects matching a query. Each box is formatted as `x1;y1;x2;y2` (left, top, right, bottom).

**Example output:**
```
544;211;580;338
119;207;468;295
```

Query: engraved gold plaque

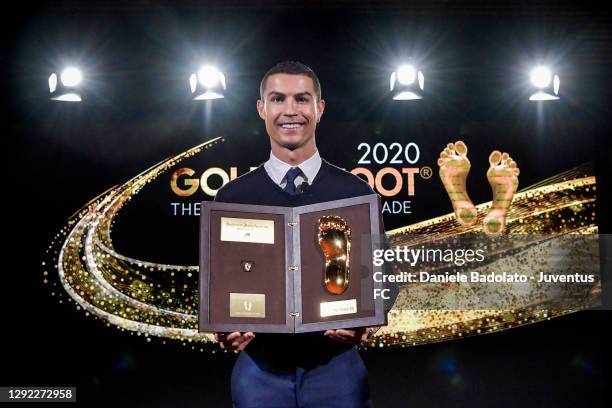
317;215;351;295
220;217;275;244
229;293;266;318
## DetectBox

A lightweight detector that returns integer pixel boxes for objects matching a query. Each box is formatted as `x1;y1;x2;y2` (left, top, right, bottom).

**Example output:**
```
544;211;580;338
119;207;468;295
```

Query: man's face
257;73;325;152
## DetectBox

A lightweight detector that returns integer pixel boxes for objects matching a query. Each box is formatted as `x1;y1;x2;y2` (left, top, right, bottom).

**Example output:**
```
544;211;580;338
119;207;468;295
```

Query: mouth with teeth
278;121;306;131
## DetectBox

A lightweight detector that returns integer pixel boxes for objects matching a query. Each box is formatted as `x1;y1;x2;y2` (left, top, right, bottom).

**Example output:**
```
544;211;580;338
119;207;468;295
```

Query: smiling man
258;70;321;163
214;61;376;408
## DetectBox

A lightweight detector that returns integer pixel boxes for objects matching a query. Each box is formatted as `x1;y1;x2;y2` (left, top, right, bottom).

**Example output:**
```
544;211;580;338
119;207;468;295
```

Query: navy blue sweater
214;159;375;370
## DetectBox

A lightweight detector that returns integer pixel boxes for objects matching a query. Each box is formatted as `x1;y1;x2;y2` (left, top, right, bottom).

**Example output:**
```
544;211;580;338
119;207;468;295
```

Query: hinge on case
288;222;297;227
289;266;298;271
289;312;300;317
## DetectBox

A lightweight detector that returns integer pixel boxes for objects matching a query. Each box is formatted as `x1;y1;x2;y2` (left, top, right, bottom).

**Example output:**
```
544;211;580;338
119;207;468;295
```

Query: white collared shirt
263;150;322;189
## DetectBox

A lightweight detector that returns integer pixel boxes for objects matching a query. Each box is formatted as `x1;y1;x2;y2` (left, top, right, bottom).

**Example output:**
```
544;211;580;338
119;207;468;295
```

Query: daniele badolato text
371;246;596;285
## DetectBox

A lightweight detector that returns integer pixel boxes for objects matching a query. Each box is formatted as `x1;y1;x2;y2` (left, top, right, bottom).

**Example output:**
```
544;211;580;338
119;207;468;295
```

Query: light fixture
190;65;226;100
529;65;560;101
391;64;424;100
49;66;83;102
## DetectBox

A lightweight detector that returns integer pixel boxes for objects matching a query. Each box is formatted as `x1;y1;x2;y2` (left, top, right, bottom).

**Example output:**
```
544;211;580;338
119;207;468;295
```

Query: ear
257;99;266;120
316;98;325;123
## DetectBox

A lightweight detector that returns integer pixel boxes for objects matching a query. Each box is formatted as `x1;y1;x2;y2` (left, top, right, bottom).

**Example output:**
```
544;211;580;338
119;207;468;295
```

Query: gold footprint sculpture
437;141;478;227
437;141;520;235
483;150;520;234
317;216;351;295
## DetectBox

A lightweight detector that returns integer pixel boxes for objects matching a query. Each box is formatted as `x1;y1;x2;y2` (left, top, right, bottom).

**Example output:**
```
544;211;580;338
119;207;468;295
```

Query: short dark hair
259;61;322;101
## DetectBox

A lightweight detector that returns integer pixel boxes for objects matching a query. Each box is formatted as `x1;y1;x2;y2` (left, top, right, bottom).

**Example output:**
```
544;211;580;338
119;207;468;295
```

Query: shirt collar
265;150;322;185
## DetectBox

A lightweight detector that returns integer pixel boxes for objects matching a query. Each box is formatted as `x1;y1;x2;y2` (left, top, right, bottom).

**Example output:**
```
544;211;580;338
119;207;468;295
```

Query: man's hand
324;327;377;345
215;332;255;351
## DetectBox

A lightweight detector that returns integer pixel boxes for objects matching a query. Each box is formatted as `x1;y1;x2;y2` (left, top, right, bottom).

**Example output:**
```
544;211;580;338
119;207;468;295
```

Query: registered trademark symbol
420;166;432;179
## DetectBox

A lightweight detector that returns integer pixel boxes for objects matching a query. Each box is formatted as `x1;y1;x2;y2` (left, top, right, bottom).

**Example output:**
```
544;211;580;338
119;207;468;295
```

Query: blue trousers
231;347;372;408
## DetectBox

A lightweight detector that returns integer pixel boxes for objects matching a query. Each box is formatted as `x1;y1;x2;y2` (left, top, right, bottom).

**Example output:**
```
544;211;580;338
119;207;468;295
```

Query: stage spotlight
529;65;560;101
397;65;416;85
61;67;82;87
530;66;551;88
190;65;226;100
391;64;424;101
49;66;83;102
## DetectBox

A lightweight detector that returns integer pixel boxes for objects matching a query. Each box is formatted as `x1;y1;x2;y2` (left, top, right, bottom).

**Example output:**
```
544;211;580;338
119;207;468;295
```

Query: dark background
1;1;610;406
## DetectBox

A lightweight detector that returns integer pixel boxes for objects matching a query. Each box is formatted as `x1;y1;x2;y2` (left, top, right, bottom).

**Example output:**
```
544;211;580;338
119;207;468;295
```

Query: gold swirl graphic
44;141;598;350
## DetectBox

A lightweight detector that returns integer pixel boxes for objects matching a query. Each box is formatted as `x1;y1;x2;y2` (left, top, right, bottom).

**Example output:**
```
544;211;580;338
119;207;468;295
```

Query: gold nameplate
320;299;357;317
230;293;266;318
220;217;275;244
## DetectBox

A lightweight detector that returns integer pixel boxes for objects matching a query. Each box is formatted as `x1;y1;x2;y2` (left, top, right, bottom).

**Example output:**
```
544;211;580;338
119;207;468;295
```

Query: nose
282;99;298;116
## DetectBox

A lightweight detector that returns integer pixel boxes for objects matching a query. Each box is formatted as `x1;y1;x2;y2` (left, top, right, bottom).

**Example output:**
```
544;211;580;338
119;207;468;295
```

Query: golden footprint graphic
483;150;520;234
437;141;478;227
317;216;351;295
